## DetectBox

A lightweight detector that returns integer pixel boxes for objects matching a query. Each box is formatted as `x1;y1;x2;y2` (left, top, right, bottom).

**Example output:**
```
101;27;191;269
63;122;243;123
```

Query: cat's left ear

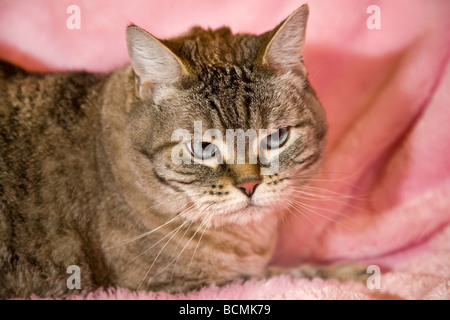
126;25;188;99
262;4;309;75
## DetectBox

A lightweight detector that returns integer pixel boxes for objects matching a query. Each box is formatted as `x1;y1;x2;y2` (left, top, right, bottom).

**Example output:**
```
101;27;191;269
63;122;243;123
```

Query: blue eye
261;127;289;150
187;141;219;160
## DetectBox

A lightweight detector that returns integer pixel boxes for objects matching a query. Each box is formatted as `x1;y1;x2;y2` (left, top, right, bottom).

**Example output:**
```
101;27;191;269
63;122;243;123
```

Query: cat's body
0;62;111;296
0;6;365;299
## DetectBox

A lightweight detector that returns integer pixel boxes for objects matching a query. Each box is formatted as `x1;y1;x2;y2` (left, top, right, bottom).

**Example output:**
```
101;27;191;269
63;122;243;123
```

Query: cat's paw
316;263;370;283
268;262;370;284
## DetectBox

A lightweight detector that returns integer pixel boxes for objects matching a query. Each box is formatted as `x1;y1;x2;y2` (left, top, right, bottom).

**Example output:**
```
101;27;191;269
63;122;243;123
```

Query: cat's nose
235;178;262;197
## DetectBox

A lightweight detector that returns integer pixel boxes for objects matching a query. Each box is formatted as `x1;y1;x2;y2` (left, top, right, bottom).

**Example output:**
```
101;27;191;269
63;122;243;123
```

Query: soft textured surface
1;0;450;299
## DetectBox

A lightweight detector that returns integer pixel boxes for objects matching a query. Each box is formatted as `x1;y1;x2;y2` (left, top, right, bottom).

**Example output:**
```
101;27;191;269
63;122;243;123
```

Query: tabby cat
0;5;366;298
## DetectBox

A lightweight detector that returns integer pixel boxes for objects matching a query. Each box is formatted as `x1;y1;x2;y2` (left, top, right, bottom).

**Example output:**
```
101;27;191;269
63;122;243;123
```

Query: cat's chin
210;203;274;226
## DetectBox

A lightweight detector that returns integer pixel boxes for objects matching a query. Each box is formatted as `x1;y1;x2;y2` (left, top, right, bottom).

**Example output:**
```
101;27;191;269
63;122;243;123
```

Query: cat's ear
262;4;309;75
126;25;187;99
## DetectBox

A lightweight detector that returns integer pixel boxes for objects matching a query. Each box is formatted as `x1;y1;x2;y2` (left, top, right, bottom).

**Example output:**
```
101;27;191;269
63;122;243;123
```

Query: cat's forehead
155;28;311;131
166;27;260;69
192;66;268;130
161;70;309;133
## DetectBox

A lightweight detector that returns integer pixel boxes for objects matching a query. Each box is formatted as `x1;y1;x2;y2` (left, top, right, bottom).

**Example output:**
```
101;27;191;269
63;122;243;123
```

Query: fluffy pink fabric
1;0;449;299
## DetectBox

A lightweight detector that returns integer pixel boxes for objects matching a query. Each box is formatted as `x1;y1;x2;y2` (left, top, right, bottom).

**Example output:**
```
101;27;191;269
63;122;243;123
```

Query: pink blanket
1;0;449;300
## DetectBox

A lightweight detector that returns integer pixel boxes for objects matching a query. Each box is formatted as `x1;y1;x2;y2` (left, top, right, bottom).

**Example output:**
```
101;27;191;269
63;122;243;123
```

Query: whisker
295;185;361;197
123;214;193;271
279;200;314;225
136;204;212;291
288;189;369;214
167;209;207;280
181;212;213;284
290;196;355;220
293;185;368;202
288;187;356;200
135;208;202;291
289;167;366;183
288;198;355;233
140;201;166;214
116;205;202;277
106;203;195;250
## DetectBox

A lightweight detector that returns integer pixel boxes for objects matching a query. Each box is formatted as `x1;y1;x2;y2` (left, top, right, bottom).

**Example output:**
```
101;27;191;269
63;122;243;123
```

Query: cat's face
125;5;327;226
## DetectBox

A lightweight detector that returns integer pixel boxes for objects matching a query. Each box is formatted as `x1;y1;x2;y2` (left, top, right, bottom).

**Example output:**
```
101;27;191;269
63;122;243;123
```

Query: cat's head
124;5;327;226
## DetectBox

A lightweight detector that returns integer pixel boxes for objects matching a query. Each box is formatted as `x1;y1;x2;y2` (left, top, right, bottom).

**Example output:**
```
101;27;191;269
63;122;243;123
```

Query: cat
0;5;367;298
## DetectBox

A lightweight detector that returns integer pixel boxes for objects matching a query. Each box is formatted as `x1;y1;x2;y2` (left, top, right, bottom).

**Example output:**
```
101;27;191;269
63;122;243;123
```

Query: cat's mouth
239;202;262;211
228;197;265;211
216;200;260;214
189;182;289;225
206;199;274;225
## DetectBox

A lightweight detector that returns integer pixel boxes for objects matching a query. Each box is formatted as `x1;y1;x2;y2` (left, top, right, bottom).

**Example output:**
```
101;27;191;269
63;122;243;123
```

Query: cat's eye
261;127;290;150
187;141;219;160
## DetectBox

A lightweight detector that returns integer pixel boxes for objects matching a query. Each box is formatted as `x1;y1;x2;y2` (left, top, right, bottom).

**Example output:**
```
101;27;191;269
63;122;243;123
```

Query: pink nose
235;178;262;197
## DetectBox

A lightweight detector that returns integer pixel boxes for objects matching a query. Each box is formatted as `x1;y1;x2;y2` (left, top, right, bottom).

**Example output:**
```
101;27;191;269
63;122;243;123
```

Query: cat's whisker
140;206;212;289
168;206;213;272
140;200;166;215
288;198;355;233
139;193;189;215
278;202;296;227
105;203;195;250
290;195;356;220
135;218;195;291
136;204;212;291
289;166;366;182
172;206;213;280
115;205;202;277
288;187;355;200
295;184;356;196
289;184;368;202
288;174;369;198
163;207;212;283
288;174;353;184
167;207;209;280
288;188;369;214
181;212;213;284
287;188;362;207
279;198;314;225
291;168;369;186
120;209;198;273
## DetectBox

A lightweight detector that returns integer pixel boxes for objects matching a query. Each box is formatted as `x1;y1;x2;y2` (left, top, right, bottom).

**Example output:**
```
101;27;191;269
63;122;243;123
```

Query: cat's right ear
126;25;187;99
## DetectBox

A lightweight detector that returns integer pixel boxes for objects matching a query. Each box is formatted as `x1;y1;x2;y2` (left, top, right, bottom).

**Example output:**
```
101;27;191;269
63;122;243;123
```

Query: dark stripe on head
152;168;183;193
293;152;321;170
